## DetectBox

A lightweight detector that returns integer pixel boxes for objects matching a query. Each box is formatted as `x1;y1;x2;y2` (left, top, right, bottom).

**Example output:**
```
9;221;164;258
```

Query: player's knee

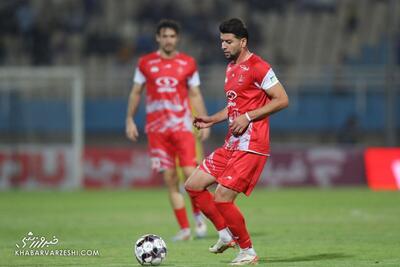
184;176;202;192
163;171;178;187
184;179;195;191
214;191;226;202
214;186;237;202
182;167;196;180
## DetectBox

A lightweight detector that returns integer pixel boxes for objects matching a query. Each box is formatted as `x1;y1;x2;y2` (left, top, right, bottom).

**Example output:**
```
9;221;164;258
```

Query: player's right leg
185;168;235;252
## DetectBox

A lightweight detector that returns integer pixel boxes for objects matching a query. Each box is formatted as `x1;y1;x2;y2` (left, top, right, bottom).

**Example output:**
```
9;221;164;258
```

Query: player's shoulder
175;52;197;65
138;52;161;66
249;54;272;70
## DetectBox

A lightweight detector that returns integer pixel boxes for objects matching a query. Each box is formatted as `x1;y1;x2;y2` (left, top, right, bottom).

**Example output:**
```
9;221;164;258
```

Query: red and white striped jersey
134;51;200;133
223;54;279;156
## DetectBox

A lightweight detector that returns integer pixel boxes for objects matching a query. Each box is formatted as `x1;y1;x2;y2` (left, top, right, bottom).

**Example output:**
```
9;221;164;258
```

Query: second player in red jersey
135;51;200;134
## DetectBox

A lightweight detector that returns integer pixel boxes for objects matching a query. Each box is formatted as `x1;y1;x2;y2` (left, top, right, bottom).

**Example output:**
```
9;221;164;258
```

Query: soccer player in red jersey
185;18;289;265
126;20;210;241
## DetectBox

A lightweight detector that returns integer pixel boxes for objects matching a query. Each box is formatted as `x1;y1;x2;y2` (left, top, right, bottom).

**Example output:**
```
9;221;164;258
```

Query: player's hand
126;119;139;142
193;116;214;129
198;128;210;141
230;114;250;136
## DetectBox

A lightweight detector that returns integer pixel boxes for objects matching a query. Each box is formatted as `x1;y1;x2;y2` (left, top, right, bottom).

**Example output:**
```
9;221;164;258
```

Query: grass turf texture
0;188;399;266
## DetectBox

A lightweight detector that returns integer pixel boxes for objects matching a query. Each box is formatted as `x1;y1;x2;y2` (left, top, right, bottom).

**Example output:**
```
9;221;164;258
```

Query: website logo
14;232;100;257
16;232;58;249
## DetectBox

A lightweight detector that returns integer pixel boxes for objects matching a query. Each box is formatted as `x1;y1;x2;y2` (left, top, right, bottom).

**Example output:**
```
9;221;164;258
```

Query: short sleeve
187;71;200;87
254;62;279;91
187;58;200;88
260;68;279;90
133;67;146;84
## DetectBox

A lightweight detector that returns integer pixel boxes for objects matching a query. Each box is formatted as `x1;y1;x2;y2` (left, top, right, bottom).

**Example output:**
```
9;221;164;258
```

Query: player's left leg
148;133;191;241
185;167;235;253
213;151;268;265
183;166;207;238
214;185;258;265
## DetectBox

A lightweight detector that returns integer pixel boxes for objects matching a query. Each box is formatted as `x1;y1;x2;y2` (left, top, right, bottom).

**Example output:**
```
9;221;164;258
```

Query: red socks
173;208;190;229
215;201;252;249
186;189;252;248
186;189;227;231
190;198;201;214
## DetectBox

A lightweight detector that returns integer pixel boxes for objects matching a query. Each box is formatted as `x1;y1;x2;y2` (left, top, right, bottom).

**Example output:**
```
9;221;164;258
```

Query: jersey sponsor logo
226;90;237;100
155;76;178;93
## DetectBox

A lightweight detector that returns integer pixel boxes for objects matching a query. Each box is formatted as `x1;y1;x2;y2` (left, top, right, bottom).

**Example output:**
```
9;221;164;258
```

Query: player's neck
158;49;178;59
234;49;252;64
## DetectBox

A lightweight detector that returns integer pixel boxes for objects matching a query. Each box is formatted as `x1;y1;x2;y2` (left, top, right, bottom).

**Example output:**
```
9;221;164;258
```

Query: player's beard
162;44;176;55
224;50;239;61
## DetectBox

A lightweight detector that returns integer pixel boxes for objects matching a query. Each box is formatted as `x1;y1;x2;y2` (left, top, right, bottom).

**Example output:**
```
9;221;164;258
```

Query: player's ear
240;38;247;48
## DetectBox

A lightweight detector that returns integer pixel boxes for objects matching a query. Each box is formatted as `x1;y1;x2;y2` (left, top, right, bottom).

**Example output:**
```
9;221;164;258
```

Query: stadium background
0;0;399;266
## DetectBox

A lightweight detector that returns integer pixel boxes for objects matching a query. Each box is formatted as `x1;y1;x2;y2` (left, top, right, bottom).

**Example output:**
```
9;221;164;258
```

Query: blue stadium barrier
0;93;399;134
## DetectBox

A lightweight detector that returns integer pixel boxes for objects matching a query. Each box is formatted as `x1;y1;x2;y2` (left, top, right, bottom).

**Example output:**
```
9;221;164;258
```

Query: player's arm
126;82;145;142
188;85;210;140
193;107;228;129
248;82;289;120
230;82;289;136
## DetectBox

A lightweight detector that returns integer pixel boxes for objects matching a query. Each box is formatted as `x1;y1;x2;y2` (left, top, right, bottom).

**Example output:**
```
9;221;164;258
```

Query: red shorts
148;131;197;172
199;147;268;196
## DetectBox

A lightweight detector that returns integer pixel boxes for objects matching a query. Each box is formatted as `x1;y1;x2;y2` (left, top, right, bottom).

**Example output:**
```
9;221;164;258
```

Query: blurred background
0;0;399;190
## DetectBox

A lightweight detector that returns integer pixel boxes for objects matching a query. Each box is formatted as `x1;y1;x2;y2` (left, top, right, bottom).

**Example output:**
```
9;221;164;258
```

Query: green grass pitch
1;188;399;266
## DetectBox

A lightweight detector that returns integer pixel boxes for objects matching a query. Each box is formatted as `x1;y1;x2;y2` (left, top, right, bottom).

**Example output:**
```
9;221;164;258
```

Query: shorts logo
223;176;233;180
226;90;237;100
156;76;178;93
151;157;161;170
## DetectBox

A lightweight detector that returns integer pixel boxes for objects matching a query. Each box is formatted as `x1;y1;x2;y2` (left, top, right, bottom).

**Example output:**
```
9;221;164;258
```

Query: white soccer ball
134;234;167;266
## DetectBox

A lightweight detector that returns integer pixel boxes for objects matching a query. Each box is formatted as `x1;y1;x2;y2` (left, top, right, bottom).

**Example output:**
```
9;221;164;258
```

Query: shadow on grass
263;253;352;263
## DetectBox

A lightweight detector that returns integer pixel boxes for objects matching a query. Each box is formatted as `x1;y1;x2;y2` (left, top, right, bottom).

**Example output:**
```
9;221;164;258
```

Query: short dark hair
156;19;180;35
219;18;248;40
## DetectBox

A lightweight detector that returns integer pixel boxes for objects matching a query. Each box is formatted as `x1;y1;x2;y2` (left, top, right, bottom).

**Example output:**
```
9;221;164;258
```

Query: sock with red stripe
186;189;227;231
215;201;252;249
173;207;190;230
